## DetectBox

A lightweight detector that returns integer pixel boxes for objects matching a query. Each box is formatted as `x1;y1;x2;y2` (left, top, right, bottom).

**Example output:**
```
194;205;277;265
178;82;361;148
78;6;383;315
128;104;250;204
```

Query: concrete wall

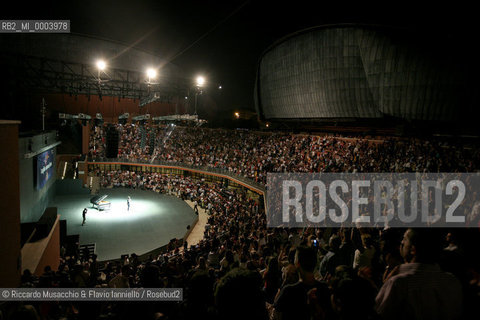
33;217;60;276
55;179;91;196
0;120;22;287
21;215;61;277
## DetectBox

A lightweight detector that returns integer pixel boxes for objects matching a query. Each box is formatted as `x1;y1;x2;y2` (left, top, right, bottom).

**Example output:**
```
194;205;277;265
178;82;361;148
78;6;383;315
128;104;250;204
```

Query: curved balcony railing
87;157;267;194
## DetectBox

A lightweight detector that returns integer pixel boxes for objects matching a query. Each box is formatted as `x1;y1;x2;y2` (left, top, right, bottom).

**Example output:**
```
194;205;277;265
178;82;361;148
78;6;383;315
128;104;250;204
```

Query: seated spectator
207;248;220;268
337;228;355;268
214;268;268;320
375;228;463;320
330;271;378;320
262;256;282;304
183;269;214;319
20;269;37;287
55;264;73;288
464;259;480;320
10;305;40;320
279;247;299;287
142;262;162;288
73;262;91;288
318;234;342;279
38;266;55;288
219;250;235;273
353;234;376;270
380;229;403;283
195;256;207;271
108;265;130;288
274;246;332;320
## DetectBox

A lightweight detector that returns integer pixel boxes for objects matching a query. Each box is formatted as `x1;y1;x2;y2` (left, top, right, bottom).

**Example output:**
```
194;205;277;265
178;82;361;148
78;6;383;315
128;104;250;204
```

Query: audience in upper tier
89;123;480;185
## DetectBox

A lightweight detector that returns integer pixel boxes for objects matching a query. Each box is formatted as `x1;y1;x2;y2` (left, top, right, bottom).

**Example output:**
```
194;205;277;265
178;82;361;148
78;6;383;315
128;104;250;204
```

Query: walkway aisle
184;200;208;247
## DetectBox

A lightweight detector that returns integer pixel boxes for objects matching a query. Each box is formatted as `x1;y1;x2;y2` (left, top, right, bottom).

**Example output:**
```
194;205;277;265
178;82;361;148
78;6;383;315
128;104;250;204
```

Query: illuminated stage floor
52;188;197;261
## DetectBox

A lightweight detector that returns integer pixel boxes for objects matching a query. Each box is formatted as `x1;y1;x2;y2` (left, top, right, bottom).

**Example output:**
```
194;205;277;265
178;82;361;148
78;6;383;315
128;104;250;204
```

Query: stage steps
79;243;96;261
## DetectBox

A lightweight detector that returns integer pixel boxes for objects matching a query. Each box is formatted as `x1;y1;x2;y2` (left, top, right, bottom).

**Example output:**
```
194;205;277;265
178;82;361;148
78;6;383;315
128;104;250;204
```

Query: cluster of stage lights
96;59;157;82
95;59;209;87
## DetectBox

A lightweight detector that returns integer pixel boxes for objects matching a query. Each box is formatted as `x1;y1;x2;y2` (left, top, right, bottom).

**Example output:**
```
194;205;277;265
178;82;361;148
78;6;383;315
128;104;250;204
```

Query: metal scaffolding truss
1;52;189;102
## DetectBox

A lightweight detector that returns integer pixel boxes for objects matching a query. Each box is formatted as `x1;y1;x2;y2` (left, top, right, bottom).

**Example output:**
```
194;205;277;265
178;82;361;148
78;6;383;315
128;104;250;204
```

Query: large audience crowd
4;123;480;320
89;123;480;185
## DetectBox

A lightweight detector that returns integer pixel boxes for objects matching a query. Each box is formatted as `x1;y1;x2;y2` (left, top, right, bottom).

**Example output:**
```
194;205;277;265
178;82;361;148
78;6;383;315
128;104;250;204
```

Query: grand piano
90;195;111;210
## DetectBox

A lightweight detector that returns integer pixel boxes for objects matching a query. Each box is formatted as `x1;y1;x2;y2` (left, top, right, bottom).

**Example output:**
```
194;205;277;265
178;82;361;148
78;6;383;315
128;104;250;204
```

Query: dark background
2;0;478;126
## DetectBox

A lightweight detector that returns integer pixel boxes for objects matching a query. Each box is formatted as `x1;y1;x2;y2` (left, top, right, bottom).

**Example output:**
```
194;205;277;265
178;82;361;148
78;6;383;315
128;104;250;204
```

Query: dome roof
255;25;476;122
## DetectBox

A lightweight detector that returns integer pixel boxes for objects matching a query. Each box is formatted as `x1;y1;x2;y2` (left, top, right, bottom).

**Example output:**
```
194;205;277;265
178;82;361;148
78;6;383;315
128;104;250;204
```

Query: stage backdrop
36;149;55;190
19;134;57;223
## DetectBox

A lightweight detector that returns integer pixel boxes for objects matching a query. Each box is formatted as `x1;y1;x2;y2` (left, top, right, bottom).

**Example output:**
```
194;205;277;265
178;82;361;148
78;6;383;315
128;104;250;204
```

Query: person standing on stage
82;208;87;226
127;196;131;211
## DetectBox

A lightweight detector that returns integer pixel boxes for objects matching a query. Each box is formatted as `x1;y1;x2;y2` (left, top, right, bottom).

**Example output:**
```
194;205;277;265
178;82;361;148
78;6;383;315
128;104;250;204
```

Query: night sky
3;0;478;124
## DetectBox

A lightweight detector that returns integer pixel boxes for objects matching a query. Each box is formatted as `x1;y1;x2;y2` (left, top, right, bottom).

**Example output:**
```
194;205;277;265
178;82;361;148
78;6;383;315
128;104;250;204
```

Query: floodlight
146;68;157;79
196;76;205;87
96;60;106;71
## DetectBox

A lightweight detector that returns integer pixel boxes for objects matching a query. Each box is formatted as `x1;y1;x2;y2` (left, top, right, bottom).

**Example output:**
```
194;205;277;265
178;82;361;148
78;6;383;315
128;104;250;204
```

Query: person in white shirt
376;228;462;320
353;234;376;270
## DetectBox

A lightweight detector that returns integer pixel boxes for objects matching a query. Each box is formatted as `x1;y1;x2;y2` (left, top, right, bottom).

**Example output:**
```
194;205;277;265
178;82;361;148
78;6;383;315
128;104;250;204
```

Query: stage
51;188;198;261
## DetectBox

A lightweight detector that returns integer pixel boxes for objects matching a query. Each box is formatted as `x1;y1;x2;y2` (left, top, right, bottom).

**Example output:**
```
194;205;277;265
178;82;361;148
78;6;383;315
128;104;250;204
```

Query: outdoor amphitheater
1;21;479;320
